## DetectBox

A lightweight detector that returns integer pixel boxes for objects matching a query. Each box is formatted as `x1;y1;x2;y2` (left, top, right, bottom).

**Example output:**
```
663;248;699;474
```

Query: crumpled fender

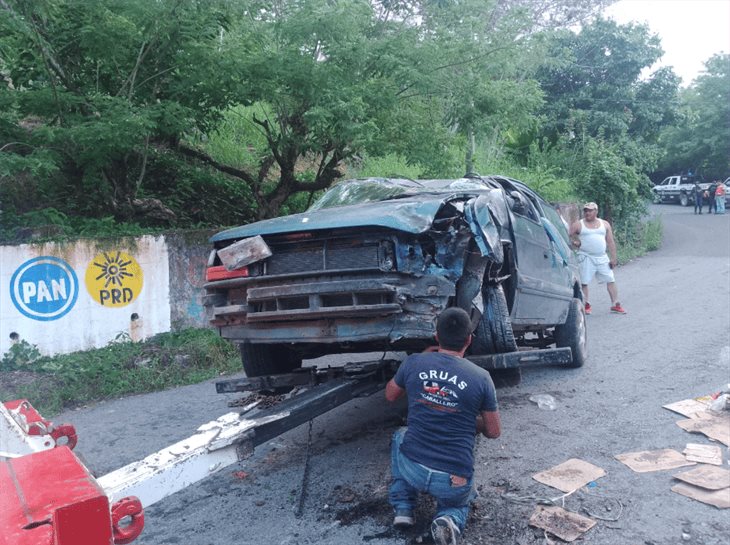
465;195;504;264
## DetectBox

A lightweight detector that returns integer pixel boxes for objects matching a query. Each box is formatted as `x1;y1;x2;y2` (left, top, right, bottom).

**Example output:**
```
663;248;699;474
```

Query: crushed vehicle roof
210;177;508;242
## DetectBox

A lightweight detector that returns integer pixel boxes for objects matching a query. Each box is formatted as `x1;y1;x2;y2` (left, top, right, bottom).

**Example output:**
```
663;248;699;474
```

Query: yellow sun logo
94;252;134;287
85;251;143;307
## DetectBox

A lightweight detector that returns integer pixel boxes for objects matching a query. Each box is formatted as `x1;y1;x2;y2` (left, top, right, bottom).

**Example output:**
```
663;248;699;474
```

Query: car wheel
554;297;587;368
471;285;517;355
240;342;301;378
652;192;662;204
679;192;689;206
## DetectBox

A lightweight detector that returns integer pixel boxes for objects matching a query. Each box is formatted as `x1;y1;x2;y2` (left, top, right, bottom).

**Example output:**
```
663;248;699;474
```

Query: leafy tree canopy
1;0;725;240
656;53;730;180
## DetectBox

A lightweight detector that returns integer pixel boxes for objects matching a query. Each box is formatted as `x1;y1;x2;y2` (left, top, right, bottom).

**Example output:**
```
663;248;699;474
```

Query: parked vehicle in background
204;175;588;377
652;174;709;206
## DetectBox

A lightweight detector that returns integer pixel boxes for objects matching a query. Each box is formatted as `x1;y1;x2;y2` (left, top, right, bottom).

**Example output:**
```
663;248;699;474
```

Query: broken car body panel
205;176;582;367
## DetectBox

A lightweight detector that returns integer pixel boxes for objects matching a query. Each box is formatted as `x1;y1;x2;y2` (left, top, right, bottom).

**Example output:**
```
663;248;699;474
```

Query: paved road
61;204;730;545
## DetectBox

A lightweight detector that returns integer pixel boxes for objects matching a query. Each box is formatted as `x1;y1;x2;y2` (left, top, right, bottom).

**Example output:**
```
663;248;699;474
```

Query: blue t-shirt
394;352;498;478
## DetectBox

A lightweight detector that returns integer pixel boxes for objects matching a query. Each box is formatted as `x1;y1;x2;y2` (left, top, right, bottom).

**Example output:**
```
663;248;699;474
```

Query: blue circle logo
10;256;79;321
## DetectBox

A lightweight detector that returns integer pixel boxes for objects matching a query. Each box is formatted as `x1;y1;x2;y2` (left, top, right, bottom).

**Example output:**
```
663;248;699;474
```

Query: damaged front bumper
205;272;456;346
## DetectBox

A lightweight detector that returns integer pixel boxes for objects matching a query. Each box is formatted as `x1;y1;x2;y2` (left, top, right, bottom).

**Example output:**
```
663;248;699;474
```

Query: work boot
431;516;460;545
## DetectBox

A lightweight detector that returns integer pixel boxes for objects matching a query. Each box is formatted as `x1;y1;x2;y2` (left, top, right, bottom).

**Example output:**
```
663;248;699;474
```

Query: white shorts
578;253;615;284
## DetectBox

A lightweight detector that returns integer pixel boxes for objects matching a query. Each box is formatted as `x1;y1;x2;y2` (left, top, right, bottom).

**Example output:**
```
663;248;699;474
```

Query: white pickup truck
651;175;709;206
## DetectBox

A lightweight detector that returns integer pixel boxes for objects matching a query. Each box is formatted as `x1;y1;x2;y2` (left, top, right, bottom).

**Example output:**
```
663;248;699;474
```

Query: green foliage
657;54;730;180
0;0;722;238
616;215;663;263
351;154;425;180
0;329;240;416
528;18;680;225
0;207;151;243
0;0;248;227
0;340;42;372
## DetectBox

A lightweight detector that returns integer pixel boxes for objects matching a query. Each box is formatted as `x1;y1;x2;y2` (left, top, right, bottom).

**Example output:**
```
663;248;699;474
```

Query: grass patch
0;329;240;416
616;215;663;264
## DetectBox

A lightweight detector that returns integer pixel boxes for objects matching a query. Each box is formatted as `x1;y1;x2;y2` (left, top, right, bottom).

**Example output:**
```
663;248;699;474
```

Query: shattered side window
308;179;419;210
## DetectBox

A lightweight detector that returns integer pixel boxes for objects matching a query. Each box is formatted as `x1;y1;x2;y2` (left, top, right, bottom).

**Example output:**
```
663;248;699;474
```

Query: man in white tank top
568;202;627;314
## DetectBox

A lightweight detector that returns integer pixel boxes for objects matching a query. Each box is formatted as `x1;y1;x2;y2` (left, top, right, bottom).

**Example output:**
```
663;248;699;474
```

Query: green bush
0;329;240;416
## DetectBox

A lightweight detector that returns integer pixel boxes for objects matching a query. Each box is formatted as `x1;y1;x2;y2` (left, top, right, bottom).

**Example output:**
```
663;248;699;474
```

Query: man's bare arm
385;378;405;402
476;410;501;438
568;221;581;248
604;220;617;265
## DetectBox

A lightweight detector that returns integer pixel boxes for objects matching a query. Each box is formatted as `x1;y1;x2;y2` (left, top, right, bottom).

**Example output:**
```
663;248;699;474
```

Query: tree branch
177;144;257;185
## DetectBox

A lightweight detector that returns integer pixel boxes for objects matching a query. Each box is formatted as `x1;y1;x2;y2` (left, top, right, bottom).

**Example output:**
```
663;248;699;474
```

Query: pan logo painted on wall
10;256;79;321
85;251;144;307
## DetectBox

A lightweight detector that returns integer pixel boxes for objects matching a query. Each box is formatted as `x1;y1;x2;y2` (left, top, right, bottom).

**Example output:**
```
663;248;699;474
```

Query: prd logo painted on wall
10;256;79;321
85;251;144;307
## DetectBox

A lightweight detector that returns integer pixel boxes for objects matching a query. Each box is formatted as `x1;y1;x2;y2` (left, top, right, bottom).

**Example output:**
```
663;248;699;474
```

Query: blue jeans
388;429;474;531
716;196;726;214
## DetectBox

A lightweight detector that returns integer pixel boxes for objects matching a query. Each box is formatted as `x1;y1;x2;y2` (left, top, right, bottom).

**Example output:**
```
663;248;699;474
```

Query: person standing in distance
693;180;704;214
569;202;627;314
385;307;501;545
706;180;718;214
714;180;726;214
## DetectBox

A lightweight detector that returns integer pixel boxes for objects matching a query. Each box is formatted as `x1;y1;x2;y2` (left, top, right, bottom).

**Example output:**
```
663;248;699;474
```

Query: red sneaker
584;302;591;315
610;303;627;314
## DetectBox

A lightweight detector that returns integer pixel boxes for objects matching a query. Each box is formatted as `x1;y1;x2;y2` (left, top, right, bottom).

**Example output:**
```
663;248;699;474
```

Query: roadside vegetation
1;0;727;244
0;329;240;416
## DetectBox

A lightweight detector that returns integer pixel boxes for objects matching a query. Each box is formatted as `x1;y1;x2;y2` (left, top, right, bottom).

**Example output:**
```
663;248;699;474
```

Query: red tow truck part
0;447;114;545
1;400;145;545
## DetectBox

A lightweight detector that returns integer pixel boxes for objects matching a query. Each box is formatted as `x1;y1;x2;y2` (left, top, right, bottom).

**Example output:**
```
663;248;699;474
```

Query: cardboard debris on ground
614;449;695;473
673;465;730;490
528;505;596;542
676;412;730;447
663;398;711;418
683;443;724;466
671;482;730;509
532;458;606;493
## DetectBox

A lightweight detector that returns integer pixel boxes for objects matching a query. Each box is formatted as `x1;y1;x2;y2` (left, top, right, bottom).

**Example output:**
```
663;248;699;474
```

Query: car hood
210;197;453;242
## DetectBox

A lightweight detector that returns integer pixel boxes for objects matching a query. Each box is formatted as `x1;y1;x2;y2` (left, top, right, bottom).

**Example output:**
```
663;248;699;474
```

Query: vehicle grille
266;240;381;275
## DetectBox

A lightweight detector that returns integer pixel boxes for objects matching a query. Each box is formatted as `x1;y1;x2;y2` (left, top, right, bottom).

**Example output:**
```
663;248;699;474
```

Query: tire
652;192;662;204
240;342;301;378
554;297;587;368
679;192;690;206
471;285;517;355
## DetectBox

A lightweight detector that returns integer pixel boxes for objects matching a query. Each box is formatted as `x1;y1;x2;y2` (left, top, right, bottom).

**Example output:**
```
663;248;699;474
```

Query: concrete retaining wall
0;232;213;357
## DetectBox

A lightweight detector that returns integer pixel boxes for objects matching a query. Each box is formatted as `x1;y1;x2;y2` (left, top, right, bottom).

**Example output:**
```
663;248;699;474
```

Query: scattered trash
528;505;596;542
232;470;249;480
663;398;711;418
676;412;730;447
614;449;695;473
683;443;723;466
709;386;730;411
579;491;624;522
671;482;730;509
673;465;730;491
532;459;606;493
529;394;557;410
